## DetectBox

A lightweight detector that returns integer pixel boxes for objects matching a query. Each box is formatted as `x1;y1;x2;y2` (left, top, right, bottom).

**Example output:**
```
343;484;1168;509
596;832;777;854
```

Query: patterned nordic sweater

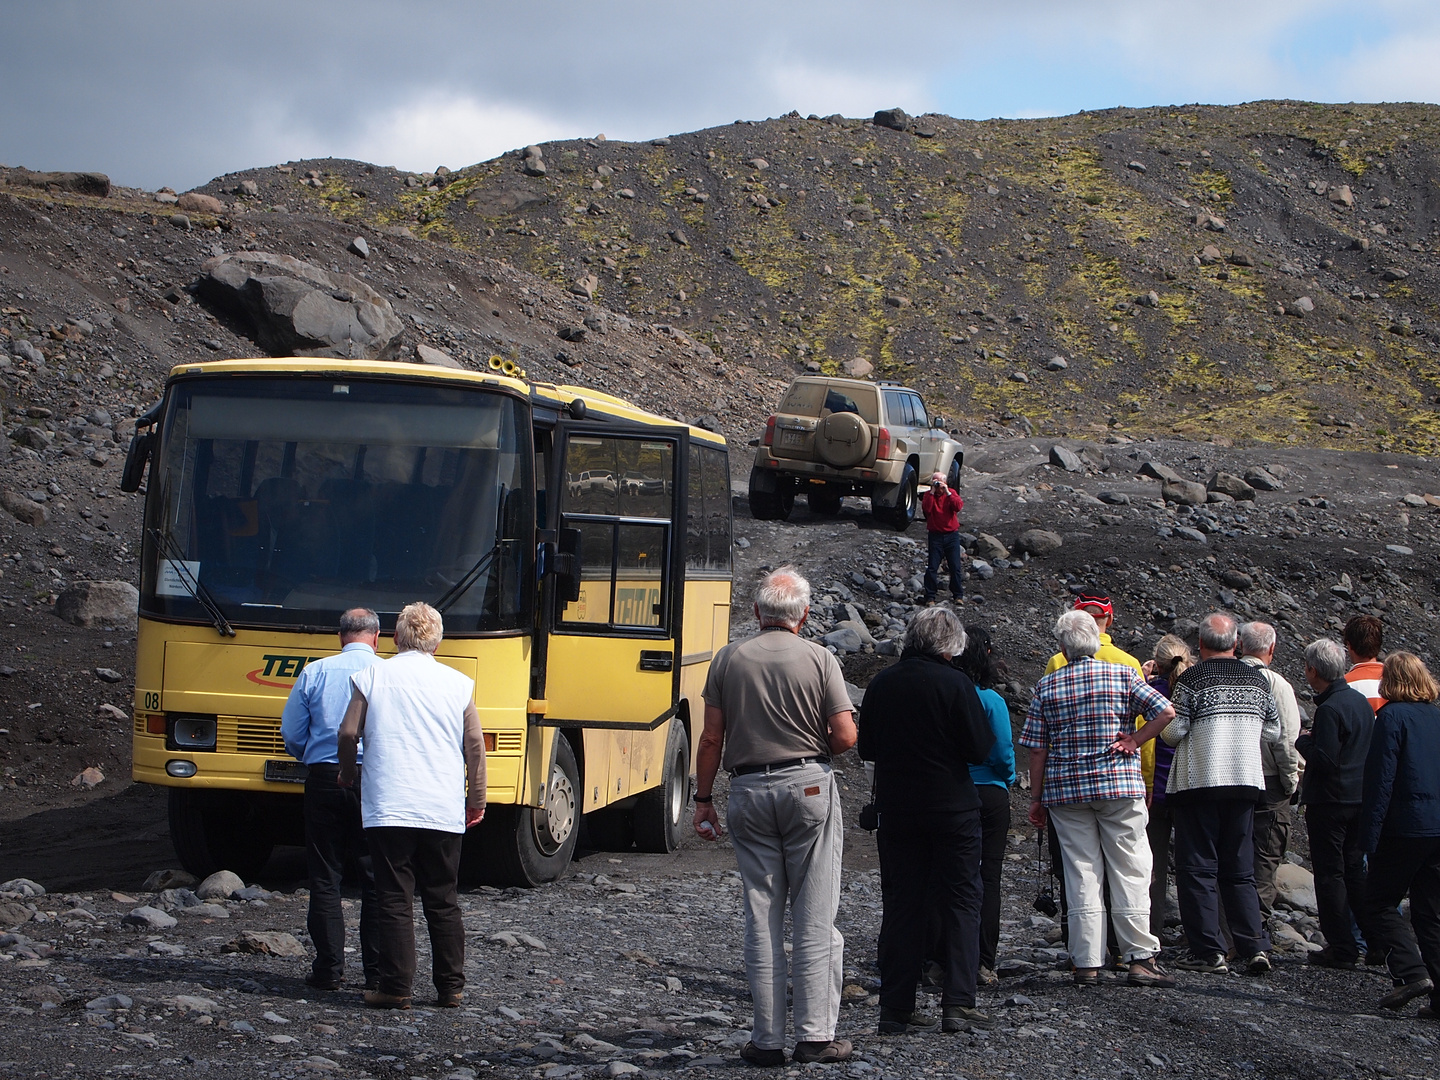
1160;656;1282;803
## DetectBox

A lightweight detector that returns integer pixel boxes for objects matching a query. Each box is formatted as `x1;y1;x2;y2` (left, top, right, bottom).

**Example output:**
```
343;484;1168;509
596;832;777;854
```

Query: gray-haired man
281;607;383;992
1237;621;1302;914
693;567;857;1067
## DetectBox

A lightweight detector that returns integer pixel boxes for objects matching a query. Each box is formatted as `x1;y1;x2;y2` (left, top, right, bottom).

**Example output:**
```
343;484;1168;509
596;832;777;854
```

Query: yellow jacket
1044;634;1156;791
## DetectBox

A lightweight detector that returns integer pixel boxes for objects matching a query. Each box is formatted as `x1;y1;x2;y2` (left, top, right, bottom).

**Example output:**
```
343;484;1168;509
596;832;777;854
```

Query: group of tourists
696;568;1440;1067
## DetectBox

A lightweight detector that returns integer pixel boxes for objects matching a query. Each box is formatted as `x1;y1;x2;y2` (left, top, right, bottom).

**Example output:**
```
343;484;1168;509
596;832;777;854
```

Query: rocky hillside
171;100;1440;454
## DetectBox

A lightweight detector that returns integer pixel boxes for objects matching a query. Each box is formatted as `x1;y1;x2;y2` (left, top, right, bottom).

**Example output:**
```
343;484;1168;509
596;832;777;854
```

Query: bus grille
495;731;523;754
217;717;287;756
134;714;145;736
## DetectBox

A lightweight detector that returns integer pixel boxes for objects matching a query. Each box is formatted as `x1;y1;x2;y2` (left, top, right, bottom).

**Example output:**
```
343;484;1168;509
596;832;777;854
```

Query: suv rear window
778;381;878;423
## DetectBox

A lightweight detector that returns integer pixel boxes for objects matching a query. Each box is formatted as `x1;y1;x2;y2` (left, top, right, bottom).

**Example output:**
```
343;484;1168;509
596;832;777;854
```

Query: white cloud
765;61;932;119
1333;33;1440;103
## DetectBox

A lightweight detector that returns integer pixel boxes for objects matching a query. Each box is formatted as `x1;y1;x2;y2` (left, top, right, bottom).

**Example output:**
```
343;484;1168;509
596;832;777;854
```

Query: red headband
1073;595;1113;619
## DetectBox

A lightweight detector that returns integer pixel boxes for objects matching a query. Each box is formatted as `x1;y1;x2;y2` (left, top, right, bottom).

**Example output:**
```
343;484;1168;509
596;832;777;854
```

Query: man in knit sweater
1161;612;1286;975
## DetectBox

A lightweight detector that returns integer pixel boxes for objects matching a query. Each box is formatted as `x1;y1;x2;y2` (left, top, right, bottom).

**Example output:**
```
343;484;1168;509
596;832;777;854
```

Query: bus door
540;424;683;812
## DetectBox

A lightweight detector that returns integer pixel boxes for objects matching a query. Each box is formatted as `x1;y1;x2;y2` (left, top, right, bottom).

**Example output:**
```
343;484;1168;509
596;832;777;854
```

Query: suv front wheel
877;464;918;531
748;467;794;521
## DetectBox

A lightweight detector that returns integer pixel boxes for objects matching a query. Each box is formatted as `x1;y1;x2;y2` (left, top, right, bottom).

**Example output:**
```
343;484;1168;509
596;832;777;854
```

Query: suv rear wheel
748;467;794;521
876;464;918;531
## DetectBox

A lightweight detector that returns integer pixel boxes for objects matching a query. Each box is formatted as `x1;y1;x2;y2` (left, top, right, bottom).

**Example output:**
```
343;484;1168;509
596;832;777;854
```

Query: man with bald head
282;607;384;993
1162;612;1286;976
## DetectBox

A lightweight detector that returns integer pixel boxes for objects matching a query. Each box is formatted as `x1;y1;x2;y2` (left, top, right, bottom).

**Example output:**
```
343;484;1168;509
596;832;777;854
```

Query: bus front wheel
469;735;580;887
168;788;276;882
634;719;690;853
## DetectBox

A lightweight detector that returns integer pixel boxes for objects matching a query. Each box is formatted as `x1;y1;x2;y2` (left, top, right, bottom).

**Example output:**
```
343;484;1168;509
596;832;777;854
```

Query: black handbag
858;767;879;832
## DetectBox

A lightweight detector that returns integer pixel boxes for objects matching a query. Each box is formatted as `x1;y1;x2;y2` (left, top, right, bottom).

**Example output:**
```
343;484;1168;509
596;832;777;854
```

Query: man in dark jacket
859;607;995;1034
1298;637;1377;968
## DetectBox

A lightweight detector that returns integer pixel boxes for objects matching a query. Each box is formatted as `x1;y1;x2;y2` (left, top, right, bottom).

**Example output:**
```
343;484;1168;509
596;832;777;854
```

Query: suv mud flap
749;468;781;494
871;479;903;508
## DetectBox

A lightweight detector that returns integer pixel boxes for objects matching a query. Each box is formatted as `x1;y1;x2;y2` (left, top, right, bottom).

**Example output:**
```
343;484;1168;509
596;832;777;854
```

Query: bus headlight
168;715;217;751
165;759;198;778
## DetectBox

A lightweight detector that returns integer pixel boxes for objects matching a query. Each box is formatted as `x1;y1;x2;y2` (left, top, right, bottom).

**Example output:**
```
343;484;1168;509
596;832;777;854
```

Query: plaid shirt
1020;656;1172;806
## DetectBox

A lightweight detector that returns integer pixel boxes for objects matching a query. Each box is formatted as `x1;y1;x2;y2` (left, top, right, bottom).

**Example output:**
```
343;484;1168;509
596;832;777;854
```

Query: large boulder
196;252;405;359
1;166;110;198
873;108;911;132
1;490;48;526
1162;479;1208;506
1049;445;1083;473
973;533;1010;561
1275;863;1318;915
1015;529;1064;556
196;870;246;900
55;581;138;628
1207;471;1256;501
1138;460;1183;484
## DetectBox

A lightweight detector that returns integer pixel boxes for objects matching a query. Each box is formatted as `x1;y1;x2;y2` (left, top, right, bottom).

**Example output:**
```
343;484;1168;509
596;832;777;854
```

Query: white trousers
1049;797;1161;969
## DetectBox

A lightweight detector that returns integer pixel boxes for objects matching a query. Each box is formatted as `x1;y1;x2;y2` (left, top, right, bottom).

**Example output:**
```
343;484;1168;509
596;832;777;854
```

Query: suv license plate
781;430;806;448
264;760;309;785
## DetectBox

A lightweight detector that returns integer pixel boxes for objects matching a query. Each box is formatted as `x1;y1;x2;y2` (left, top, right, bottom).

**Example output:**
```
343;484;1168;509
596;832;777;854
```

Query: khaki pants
1252;776;1293;915
1049;798;1160;969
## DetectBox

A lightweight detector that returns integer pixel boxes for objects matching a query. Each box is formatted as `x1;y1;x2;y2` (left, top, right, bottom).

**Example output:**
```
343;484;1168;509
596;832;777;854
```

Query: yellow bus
122;358;733;885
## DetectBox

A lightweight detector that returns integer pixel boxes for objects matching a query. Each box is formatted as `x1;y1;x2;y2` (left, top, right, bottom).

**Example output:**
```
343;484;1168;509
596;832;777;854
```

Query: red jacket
921;487;963;533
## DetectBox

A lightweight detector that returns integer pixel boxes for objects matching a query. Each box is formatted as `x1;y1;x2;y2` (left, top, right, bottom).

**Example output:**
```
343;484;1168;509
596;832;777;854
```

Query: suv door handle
639;651;674;672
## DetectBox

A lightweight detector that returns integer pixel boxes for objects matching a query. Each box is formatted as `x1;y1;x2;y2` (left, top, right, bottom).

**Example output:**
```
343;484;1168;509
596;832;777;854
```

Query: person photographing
921;472;965;605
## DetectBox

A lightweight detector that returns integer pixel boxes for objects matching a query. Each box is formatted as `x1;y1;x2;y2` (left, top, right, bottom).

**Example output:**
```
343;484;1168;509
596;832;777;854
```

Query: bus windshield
143;376;532;633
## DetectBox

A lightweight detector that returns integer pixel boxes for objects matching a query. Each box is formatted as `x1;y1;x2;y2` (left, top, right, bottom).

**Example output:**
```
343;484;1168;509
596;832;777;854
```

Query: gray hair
904;606;968;658
1055;609;1101;661
1305;638;1348;683
339;607;380;638
1199;612;1238;653
1238;621;1277;659
755;566;811;628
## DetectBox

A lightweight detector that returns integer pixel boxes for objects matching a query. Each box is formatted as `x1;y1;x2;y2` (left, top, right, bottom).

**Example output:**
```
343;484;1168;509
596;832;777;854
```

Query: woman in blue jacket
958;626;1017;986
1360;652;1440;1014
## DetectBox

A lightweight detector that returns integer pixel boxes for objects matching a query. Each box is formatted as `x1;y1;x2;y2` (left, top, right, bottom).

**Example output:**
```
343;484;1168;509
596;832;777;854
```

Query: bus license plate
264;760;309;785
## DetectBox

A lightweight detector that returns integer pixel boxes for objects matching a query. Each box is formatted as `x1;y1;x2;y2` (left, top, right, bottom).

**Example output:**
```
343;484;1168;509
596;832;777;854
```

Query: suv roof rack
877;380;906;387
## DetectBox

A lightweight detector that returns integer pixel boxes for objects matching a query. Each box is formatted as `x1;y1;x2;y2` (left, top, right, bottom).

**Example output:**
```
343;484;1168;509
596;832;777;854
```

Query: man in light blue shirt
281;607;383;992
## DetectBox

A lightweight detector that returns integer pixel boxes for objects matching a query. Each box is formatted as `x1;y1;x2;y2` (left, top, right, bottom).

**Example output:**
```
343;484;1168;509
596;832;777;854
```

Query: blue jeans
925;530;965;600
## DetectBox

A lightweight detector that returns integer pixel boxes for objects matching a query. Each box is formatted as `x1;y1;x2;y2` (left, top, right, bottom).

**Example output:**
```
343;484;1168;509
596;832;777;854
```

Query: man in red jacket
922;472;966;604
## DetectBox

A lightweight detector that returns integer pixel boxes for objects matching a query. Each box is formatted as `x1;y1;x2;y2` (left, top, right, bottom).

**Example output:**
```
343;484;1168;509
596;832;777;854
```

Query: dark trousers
366;826;465;998
1364;836;1440;991
304;764;378;986
977;785;1011;970
924;531;964;600
879;809;982;1010
1172;797;1271;958
1147;799;1174;937
1306;803;1369;960
1252;778;1293;915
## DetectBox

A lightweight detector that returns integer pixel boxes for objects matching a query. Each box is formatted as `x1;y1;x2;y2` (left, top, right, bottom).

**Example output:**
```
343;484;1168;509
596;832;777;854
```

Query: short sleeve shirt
1020;656;1172;805
703;628;852;771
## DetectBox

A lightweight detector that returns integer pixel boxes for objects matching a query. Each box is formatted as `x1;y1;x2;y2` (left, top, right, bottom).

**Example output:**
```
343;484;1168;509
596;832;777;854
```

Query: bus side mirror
120;430;156;493
554;527;582;603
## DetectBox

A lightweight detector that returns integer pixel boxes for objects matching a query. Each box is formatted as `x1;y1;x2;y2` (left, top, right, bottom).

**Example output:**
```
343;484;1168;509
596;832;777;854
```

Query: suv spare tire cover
817;411;872;467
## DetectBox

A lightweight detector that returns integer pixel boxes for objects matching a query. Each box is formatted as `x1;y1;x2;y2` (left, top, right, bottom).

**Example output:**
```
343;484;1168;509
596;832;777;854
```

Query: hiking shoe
942;1005;994;1033
304;972;341;992
362;989;412;1010
436;990;463;1008
878;1007;940;1034
1308;948;1360;970
739;1042;786;1067
1127;957;1176;988
977;965;999;987
1072;968;1101;986
793;1039;853;1064
1244;952;1273;976
1380;978;1435;1011
1173;952;1229;974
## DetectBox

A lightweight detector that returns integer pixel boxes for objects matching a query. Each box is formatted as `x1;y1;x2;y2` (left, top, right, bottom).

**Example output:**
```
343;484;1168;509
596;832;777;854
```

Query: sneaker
1072;968;1100;986
739;1042;786;1068
1308;947;1360;970
878;1007;940;1034
1244;952;1273;976
1173;952;1229;974
942;1005;994;1033
362;989;412;1010
1380;978;1435;1011
1127;957;1177;988
793;1039;853;1064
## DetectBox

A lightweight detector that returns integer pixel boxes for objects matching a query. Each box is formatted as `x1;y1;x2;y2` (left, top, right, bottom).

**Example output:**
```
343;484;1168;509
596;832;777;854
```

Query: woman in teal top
958;626;1016;984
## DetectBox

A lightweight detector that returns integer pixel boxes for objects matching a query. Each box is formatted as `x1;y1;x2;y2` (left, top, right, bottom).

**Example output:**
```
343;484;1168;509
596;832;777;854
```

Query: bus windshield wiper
148;527;236;637
433;541;505;614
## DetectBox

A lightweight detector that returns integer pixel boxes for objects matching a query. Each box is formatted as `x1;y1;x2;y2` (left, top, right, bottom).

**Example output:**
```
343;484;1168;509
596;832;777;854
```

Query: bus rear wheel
468;735;580;887
168;788;276;882
634;719;690;853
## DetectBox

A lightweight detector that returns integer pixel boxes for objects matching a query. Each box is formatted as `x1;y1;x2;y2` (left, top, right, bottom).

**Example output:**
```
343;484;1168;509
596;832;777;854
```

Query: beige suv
748;377;964;529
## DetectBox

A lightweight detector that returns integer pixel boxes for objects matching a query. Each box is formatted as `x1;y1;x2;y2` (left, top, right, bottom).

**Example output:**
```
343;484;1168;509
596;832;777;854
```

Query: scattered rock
196;870;246;900
1275;863;1318;915
143;869;198;892
1244;466;1284;491
222;930;306;957
95;667;124;683
348;236;370;259
1162;480;1209;506
1174;526;1208;544
974;533;1010;561
1098;491;1131;506
1138;461;1183;484
123;906;178;930
1288;296;1315;316
3;168;110;198
0;878;45;898
1015;529;1063;556
55;583;139;628
1;490;49;526
86;994;133;1012
842;357;874;378
1220;570;1254;591
1049;445;1083;473
0;900;32;927
178;192;225;214
1207;471;1256;501
70;766;104;789
415;343;463;369
1045;356;1068;371
1327;184;1354;207
822;627;865;653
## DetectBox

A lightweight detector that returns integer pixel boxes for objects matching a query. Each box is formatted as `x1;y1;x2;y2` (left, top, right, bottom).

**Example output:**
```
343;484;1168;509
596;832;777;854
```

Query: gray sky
3;0;1438;191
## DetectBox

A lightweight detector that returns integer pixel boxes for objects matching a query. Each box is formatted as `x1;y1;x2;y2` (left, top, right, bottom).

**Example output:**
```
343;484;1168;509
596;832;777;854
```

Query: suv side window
907;393;928;428
882;390;909;428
